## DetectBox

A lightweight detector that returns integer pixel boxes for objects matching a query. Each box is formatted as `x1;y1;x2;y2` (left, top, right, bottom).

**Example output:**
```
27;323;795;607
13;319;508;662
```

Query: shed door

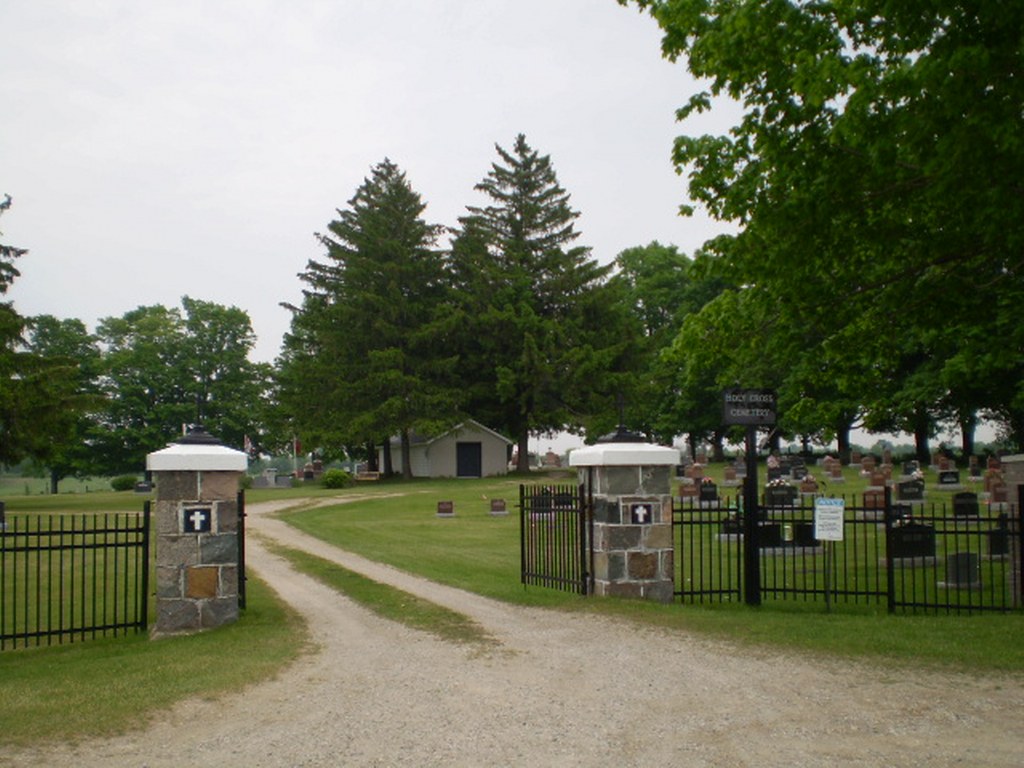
456;442;483;478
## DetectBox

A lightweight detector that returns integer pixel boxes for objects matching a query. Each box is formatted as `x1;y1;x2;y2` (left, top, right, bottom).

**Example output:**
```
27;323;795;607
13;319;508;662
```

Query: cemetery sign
723;388;777;426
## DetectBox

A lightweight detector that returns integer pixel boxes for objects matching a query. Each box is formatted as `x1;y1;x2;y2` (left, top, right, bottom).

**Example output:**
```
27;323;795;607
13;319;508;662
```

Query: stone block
639;466;672;495
200;597;239;629
155;502;182;536
628;552;659;580
220;565;239;596
605;467;641;496
606;552;626;581
156;565;183;599
186;566;220;599
214;499;239;533
643;581;674;603
200;533;238;564
643;524;673;550
155;471;198;501
592;498;621;525
660;550;674;580
157;599;201;634
199;471;242;501
608;526;642;550
603;581;644;599
159;535;199;567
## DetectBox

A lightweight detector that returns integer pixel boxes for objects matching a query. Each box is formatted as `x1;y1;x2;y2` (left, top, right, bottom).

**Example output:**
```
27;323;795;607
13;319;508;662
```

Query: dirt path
7;498;1022;767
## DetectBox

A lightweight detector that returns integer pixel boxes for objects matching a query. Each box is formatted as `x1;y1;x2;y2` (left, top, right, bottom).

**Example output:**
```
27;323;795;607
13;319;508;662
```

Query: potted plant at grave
765;477;797;506
799;473;818;494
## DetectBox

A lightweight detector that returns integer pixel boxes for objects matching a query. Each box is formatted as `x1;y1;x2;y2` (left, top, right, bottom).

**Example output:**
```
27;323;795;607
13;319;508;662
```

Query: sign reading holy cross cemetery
722;388;777;426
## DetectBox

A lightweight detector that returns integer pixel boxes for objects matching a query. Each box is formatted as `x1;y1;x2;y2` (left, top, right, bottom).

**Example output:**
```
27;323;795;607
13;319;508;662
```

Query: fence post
742;425;761;606
884;485;895;614
1017;484;1023;609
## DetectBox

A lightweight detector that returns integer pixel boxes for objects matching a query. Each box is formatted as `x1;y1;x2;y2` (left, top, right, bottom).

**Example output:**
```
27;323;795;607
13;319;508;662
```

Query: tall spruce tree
452;135;634;470
286;159;458;477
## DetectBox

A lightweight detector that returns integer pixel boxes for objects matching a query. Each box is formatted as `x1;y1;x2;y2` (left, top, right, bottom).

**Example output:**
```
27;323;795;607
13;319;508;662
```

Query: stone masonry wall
153;470;240;635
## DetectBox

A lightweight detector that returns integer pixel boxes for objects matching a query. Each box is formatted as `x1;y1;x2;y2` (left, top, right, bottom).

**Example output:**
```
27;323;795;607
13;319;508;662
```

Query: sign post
723;389;777;607
814;497;845;612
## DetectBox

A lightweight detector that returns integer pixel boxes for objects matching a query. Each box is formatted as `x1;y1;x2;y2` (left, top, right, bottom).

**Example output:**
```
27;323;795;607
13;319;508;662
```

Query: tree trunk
836;427;851;465
913;412;931;465
711;430;725;462
958;410;977;463
516;430;530;473
400;429;413;480
380;438;392;476
49;469;60;495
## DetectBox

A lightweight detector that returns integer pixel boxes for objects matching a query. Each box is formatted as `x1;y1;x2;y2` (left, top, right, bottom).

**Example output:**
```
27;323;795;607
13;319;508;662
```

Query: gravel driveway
8;498;1022;767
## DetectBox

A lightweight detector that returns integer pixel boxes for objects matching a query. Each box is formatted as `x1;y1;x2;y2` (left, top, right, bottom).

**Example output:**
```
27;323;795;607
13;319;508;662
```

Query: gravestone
699;480;718;503
437;500;455;517
937;470;961;488
942;552;981;589
891;522;936;559
901;460;919;477
869;471;887;488
988;519;1010;557
952;492;979;517
791;465;808;481
759;523;783;548
897;479;925;502
722;466;739;486
489;498;507;516
767;466;783;481
829;464;844;482
969;456;981;477
764;484;797;507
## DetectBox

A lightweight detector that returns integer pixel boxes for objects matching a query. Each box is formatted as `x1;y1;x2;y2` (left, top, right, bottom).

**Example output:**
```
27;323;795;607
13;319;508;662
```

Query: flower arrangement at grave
799;473;819;492
766;477;793;489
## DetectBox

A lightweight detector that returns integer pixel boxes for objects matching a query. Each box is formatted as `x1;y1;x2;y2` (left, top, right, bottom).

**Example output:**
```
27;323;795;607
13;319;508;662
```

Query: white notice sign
814;498;845;541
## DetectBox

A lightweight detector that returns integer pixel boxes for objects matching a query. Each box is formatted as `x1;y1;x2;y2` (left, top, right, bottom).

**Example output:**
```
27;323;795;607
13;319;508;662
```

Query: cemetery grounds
2;467;1023;766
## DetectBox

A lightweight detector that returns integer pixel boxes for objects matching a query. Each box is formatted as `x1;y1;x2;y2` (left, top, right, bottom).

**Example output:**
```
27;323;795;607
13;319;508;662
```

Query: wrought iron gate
520;484;592;595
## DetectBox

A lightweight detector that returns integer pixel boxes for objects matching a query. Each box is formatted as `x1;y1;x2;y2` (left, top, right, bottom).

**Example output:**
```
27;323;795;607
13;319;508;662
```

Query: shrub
110;475;138;492
320;469;352;489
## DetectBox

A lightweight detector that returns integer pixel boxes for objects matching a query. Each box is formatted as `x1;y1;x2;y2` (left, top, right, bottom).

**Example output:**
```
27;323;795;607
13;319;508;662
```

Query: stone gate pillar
146;427;248;636
570;429;680;602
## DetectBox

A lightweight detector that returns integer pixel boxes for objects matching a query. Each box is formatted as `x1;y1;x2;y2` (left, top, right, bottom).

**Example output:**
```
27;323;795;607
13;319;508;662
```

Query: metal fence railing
674;487;1022;615
1;505;151;650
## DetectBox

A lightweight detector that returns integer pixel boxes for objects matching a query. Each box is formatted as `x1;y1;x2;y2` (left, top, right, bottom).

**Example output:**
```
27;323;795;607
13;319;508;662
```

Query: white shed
381;420;513;478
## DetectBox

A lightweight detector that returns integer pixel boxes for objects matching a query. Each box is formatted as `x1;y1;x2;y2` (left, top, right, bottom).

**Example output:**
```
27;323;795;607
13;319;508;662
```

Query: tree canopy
452;135;636;468
280;159;458;476
622;0;1024;453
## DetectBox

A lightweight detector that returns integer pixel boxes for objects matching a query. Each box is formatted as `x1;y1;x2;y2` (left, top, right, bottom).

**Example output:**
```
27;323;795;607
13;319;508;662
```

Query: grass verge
265;540;497;651
0;575;309;748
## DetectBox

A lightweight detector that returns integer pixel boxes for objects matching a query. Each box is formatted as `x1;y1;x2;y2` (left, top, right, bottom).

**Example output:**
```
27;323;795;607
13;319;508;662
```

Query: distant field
0;475;130;497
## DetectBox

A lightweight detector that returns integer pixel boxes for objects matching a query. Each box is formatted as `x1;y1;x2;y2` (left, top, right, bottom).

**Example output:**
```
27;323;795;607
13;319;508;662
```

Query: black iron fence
520;484;592;595
0;505;151;650
674;487;1022;614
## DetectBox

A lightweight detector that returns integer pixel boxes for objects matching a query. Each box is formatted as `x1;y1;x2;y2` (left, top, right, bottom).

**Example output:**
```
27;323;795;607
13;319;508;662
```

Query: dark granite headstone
897;479;924;501
938;470;960;486
891;522;936;559
952;492;979;517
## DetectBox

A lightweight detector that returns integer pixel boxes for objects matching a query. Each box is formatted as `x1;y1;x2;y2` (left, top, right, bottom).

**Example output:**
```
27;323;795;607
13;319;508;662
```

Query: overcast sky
2;0;741;364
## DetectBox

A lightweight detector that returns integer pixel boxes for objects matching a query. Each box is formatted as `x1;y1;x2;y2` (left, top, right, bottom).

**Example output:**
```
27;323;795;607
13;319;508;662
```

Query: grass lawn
0;575;308;748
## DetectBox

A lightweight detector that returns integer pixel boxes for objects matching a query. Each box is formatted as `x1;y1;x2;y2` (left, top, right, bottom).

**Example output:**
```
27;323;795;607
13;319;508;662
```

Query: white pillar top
146;427;248;472
569;442;680;467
